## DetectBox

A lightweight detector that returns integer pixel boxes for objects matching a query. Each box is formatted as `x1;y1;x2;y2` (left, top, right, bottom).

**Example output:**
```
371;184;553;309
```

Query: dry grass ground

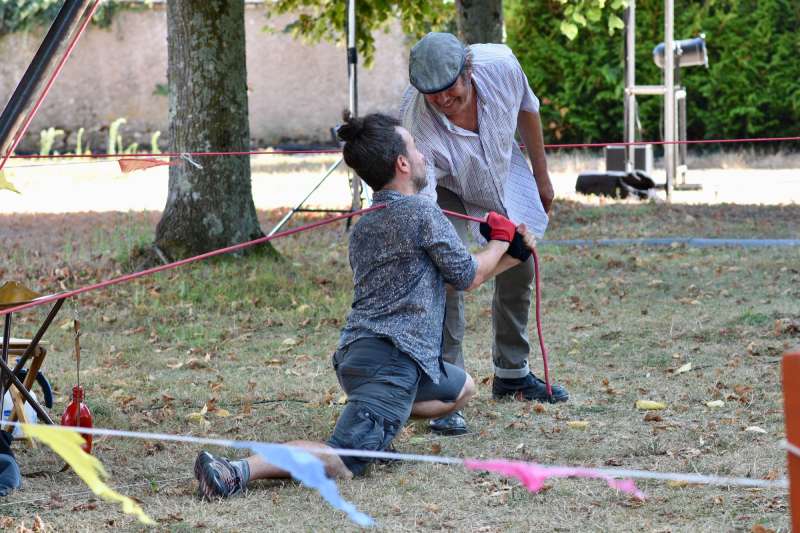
0;157;798;531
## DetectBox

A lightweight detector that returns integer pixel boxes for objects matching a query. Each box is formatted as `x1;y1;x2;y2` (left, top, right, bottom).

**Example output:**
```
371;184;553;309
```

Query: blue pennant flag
240;442;374;527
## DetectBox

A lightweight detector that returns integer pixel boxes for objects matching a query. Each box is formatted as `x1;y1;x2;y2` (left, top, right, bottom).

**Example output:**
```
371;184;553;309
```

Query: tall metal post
624;3;637;173
347;0;358;118
663;0;675;201
347;0;363;215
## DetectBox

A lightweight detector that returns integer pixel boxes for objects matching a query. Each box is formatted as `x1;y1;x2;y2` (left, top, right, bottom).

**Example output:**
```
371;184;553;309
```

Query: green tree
154;0;268;261
265;0;627;61
266;0;454;66
506;0;800;144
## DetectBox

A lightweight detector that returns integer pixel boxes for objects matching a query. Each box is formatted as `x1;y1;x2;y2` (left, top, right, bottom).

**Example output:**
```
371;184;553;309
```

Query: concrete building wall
0;5;410;152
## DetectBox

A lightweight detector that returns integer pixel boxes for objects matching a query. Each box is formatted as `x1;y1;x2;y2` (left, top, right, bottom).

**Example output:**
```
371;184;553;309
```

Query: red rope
0;0;101;172
3;202;553;398
0;205;385;317
5;135;799;161
440;209;553;399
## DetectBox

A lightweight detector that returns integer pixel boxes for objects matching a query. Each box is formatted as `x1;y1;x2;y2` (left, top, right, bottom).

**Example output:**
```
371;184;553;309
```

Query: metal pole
663;0;675;201
2;298;64;392
347;0;363;223
267;158;343;237
347;0;358;118
0;0;94;169
0;314;11;423
625;2;636;174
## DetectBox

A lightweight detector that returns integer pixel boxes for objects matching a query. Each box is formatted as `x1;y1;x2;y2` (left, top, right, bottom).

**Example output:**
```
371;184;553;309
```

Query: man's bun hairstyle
336;110;365;143
338;111;407;192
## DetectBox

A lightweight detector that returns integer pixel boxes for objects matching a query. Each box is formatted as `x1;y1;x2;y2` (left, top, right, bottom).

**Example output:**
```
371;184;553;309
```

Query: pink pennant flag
118;158;177;174
464;459;646;500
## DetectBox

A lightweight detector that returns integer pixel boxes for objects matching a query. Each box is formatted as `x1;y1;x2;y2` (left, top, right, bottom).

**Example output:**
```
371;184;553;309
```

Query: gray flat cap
409;32;467;94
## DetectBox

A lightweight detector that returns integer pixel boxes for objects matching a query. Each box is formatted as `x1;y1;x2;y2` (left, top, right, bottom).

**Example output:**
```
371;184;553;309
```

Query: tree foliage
265;0;454;66
0;0;138;35
556;0;627;41
506;0;800;145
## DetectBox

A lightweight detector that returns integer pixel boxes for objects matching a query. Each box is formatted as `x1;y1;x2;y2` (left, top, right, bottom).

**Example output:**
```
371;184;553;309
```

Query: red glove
484;211;516;242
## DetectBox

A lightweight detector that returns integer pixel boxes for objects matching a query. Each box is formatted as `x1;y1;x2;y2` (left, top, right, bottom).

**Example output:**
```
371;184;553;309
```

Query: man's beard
411;167;428;193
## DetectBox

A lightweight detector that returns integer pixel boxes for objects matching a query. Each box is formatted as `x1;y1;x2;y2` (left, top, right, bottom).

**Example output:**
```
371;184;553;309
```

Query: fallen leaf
667;480;689;488
673;362;692;375
185;412;204;423
635;400;666;410
705;400;725;408
566;420;588;429
281;338;298;347
430;443;442;455
214;408;231;418
744;426;767;434
751;524;776;533
183;358;207;370
643;412;662;422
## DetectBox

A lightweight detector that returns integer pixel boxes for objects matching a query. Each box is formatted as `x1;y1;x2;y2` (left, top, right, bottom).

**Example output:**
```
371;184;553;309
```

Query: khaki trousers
437;187;533;379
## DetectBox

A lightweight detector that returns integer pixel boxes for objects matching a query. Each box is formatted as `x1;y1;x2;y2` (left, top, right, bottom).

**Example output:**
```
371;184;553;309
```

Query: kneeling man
193;112;536;497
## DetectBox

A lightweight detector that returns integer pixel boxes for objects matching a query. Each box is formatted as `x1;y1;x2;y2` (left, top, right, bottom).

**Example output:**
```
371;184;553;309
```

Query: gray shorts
326;337;466;475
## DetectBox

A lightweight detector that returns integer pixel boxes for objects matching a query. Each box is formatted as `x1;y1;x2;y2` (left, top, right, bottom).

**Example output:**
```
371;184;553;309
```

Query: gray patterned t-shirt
337;189;478;383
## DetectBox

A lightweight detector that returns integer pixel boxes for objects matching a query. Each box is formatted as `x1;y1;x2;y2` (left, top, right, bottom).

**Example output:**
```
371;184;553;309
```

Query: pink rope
3;203;552;397
0;0;102;171
0;205;385;317
5;135;799;161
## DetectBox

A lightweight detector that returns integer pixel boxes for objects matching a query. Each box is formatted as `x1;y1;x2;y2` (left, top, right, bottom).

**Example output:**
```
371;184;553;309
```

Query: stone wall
0;5;410;152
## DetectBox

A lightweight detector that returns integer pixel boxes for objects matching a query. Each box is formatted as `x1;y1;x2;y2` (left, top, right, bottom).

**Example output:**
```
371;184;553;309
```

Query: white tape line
782;439;800;459
5;421;788;490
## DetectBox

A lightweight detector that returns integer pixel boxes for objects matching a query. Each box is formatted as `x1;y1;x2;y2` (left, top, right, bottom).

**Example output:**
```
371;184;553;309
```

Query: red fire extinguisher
61;319;93;454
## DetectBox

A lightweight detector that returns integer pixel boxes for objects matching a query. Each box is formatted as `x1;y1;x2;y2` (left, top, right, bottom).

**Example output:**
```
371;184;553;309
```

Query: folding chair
0;282;60;428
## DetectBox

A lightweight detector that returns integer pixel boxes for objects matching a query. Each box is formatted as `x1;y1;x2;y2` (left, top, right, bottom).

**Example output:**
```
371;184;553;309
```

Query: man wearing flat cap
400;32;568;435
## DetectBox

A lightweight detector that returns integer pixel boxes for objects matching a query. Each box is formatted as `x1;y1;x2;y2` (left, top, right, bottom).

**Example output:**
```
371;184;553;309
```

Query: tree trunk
456;0;504;44
155;0;266;261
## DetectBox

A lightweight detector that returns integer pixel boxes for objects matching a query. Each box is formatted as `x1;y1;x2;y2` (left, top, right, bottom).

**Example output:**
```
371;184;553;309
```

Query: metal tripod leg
267;157;344;237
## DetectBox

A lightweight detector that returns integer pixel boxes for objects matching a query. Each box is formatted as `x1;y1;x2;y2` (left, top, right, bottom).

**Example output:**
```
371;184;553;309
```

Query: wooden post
784;347;800;533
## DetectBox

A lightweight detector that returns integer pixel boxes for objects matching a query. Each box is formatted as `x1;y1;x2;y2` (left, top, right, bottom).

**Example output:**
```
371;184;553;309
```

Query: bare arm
466;240;509;291
517;110;554;213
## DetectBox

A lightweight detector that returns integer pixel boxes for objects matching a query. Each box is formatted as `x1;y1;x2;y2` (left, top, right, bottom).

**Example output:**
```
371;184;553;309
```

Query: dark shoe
492;373;569;403
429;411;468;436
194;451;247;500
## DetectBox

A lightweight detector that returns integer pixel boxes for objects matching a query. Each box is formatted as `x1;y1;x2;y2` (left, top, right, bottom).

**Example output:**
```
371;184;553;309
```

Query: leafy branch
558;0;628;41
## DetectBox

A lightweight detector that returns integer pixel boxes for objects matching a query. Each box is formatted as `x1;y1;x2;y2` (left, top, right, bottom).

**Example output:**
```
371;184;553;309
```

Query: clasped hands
479;211;535;262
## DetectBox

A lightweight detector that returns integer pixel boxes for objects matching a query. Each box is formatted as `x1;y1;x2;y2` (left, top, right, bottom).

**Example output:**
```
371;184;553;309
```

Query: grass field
0;196;799;531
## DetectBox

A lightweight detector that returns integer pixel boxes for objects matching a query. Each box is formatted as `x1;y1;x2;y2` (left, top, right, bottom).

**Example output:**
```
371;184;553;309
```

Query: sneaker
492;373;569;403
429;411;468;436
194;451;247;500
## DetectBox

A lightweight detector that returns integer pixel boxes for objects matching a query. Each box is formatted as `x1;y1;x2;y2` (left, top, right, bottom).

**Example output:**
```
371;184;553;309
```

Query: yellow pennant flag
0;170;20;194
22;424;154;525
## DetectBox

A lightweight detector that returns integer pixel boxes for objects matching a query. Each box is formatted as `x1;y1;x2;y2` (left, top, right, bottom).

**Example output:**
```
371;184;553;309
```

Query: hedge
505;0;800;147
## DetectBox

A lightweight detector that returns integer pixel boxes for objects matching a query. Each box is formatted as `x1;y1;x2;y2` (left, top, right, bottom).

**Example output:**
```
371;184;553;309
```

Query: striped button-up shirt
399;43;549;238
